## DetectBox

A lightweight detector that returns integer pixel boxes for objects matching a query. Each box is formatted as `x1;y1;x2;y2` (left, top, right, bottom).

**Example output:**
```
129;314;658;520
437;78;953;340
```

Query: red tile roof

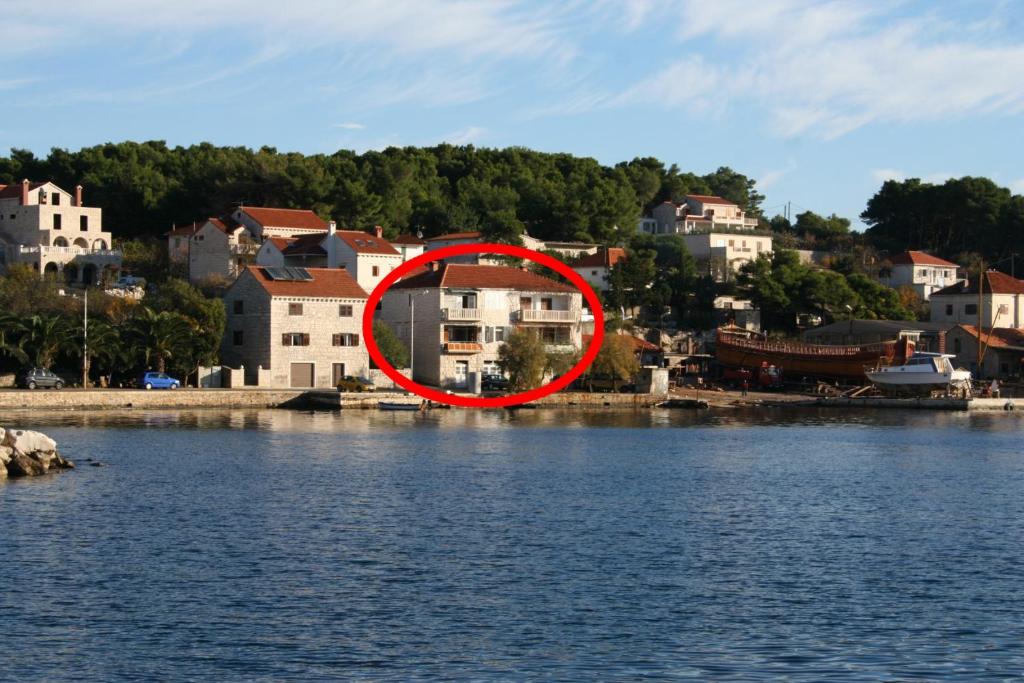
165;222;201;237
0;181;47;200
391;233;425;245
890;250;959;268
284;233;327;256
244;266;367;299
686;194;738;207
573;247;626;269
334;230;400;256
266;237;295;252
392;263;577;293
238;206;327;230
423;231;482;242
953;325;1024;351
932;270;1024;297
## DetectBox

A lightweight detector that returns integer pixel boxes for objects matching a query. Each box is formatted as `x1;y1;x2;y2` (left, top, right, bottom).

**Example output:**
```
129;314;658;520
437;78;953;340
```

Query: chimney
21;179;29;205
429;260;441;272
373;225;383;239
327;220;338;269
75;185;83;207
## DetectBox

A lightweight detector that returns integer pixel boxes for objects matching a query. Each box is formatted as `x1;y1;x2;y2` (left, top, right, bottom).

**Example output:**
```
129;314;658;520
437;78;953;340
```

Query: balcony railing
518;309;575;323
230;243;260;255
444;342;483;353
18;245;122;258
442;307;481;321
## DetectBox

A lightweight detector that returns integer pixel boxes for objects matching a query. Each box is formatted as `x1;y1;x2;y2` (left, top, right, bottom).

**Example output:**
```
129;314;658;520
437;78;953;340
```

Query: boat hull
715;331;914;381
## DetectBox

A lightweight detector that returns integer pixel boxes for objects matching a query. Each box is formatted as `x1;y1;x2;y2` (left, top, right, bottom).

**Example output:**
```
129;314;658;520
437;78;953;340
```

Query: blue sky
3;0;1023;227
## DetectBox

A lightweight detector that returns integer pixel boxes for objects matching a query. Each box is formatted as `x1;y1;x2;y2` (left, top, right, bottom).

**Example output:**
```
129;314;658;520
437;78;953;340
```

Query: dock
796;396;1018;411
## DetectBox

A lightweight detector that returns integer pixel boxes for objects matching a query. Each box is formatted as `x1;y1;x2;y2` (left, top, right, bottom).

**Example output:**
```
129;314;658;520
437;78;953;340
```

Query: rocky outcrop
0;427;74;480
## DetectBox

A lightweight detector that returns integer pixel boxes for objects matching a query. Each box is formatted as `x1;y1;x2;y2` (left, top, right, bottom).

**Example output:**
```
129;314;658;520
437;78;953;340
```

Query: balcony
444;342;483;353
17;245;122;259
442;307;481;321
230;243;260;255
518;309;575;323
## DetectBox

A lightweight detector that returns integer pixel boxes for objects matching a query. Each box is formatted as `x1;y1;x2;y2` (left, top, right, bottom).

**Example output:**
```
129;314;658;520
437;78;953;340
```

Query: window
541;297;553;310
53;214;62;230
233;330;244;346
339;304;353;317
728;240;735;247
965;304;978;315
459;293;477;309
953;338;962;353
591;270;598;276
494;326;507;343
520;296;532;309
233;300;244;314
52;193;60;206
282;333;310;346
485;326;494;343
80;215;88;231
945;304;953;315
446;327;477;342
289;303;303;316
372;265;380;277
332;333;359;346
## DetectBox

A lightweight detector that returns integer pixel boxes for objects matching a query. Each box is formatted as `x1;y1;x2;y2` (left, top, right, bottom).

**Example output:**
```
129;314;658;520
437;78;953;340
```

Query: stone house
379;263;582;389
220;265;369;388
880;251;962;300
182;217;260;283
254;234;327;269
0;180;121;283
230;206;328;239
930;271;1024;328
946;324;1024;380
571;247;626;293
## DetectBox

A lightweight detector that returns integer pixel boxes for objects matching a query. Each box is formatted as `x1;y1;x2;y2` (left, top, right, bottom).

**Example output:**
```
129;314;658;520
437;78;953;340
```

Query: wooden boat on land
714;328;915;381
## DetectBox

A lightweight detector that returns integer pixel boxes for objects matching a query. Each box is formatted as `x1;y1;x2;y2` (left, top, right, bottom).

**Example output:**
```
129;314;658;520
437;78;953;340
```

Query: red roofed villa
880;250;963;300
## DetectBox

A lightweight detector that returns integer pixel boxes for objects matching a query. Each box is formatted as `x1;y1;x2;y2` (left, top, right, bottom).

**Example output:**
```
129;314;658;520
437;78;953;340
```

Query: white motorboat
865;353;972;393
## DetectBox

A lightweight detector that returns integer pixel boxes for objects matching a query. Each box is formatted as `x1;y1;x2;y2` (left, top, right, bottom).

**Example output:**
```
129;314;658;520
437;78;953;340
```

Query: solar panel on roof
264;267;288;280
286;267;314;281
264;266;313;281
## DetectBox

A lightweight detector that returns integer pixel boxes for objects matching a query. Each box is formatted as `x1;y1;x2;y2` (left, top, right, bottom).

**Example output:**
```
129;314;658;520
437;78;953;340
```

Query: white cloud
442;126;487;145
606;0;1024;139
1010;179;1024;195
758;166;793;191
333;122;365;130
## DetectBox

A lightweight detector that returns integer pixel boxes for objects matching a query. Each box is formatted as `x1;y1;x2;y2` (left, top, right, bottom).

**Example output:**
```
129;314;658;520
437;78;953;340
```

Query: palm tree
0;313;28;365
126;307;195;373
22;314;75;369
74;317;126;386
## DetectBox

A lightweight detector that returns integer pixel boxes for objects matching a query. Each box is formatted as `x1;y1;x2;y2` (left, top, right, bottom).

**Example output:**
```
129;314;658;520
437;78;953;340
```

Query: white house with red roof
324;224;402;293
253;234;327;269
0;179;121;284
571;247;626;292
230;206;328;239
379;263;582;389
390;233;426;262
930;270;1024;328
880;250;963;300
220;265;369;388
642;194;759;236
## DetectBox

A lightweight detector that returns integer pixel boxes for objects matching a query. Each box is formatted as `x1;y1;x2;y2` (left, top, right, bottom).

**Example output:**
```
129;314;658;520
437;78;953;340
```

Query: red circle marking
362;242;605;408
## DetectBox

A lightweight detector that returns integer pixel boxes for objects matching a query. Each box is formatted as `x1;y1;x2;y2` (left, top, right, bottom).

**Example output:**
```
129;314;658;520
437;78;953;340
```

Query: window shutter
485;326;493;343
282;334;291;346
302;333;310;346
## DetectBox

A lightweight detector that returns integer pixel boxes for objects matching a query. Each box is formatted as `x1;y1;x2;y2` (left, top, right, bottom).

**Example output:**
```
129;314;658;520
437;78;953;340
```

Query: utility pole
410;293;415;381
977;264;984;371
82;288;88;388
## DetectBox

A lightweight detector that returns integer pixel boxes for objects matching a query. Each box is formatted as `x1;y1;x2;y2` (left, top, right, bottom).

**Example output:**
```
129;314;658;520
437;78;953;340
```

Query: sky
3;0;1023;227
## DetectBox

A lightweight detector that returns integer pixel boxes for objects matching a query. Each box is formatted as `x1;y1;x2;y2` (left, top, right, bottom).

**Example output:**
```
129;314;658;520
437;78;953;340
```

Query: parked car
139;371;181;390
585;373;636;393
114;275;144;289
19;367;65;390
481;374;510;391
337;375;374;392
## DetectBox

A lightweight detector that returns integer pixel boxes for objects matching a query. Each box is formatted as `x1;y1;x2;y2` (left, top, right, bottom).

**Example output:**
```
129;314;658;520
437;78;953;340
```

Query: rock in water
2;429;57;454
7;451;47;477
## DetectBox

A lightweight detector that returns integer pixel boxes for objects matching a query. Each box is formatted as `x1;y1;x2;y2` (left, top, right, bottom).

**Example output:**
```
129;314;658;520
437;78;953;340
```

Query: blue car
139;371;181;390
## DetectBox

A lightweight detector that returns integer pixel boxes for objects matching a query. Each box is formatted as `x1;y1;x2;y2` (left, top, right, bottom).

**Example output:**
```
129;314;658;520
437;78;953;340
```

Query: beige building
641;195;759;235
181;218;259;283
0;180;120;283
683;231;773;280
380;264;582;389
930;271;1024;328
880;251;962;300
324;225;403;293
221;266;369;388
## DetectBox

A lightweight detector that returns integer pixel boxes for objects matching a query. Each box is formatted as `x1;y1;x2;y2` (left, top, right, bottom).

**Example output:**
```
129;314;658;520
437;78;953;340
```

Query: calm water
2;407;1024;681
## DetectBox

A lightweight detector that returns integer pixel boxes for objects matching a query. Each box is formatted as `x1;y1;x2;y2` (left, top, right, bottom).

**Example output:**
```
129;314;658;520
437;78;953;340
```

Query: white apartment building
880;251;963;300
380;263;582;389
220;265;369;388
0;180;120;283
683;232;773;280
930;270;1024;328
640;195;759;236
571;247;626;293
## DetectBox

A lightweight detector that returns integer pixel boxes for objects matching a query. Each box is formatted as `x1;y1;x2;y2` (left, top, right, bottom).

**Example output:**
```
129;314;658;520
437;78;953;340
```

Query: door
454;361;469;389
290;362;314;388
332;363;346;385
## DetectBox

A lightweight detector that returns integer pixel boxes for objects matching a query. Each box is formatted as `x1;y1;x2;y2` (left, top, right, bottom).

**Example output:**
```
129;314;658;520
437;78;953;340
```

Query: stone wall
0;389;310;411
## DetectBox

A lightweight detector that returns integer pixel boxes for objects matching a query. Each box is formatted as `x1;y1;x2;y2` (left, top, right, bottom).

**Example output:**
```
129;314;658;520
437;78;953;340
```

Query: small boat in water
865;353;972;394
378;401;424;411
